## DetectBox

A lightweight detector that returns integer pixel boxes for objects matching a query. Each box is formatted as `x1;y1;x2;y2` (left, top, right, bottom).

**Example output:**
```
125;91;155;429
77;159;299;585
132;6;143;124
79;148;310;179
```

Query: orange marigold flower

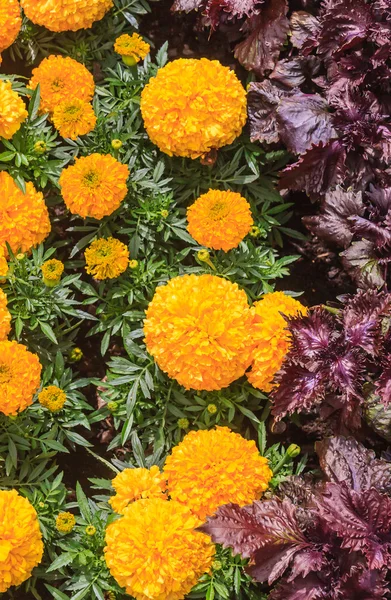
140;58;247;158
187;189;253;251
85;237;129;279
59;154;129;219
0;290;11;341
164;426;272;521
110;466;167;514
247;291;308;392
114;33;150;65
28;55;95;115
0;490;43;593
0;0;21;57
52;99;96;140
38;386;67;412
0;340;42;416
144;274;253;391
0;247;7;278
0;81;28;140
0;172;51;256
20;0;113;32
105;498;214;600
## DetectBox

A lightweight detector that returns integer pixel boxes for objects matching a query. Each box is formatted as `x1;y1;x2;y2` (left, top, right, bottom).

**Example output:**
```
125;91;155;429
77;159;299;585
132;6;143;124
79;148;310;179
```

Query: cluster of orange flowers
144;275;306;392
105;427;272;600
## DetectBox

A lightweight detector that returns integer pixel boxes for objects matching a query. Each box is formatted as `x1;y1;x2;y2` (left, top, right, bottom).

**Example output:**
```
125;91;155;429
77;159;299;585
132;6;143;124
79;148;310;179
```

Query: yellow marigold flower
0;289;11;341
247;291;308;392
144;274;252;391
0;247;8;278
0;0;21;56
164;426;272;521
0;340;42;416
114;33;150;65
85;237;129;280
41;259;65;287
56;512;75;534
20;0;113;32
59;154;129;220
105;498;214;600
85;525;96;536
0;490;43;593
28;55;95;115
38;386;67;413
187;189;253;252
0;81;28;140
52;99;96;140
0;172;51;256
140;58;247;158
110;466;167;514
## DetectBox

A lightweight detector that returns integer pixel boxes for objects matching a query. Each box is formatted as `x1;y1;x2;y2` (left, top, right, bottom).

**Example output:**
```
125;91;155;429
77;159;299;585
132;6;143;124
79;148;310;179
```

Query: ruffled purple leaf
304;188;364;248
342;290;391;353
338;568;390;599
270;56;320;89
279;140;345;198
276;92;336;155
376;365;391;407
247;80;290;144
272;364;326;420
234;0;289;75
341;240;385;289
290;11;320;52
288;309;336;359
315;436;391;493
171;0;264;28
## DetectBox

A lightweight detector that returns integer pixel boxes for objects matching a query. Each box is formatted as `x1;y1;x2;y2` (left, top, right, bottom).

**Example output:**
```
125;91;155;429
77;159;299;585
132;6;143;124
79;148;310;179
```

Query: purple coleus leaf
268;573;333;600
171;0;264;28
234;0;289;75
338;567;390;599
290;11;320;52
367;186;391;216
270;56;320;89
247;80;290;144
279;140;345;198
272;364;326;420
315;436;391;493
341;240;385;289
376;364;391;407
276;92;336;155
200;498;320;584
288;309;336;360
317;483;391;569
342;290;391;354
303;187;364;249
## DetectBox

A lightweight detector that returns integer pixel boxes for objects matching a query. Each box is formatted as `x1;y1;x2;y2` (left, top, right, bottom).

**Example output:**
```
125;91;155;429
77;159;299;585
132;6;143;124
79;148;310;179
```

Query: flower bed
1;1;391;599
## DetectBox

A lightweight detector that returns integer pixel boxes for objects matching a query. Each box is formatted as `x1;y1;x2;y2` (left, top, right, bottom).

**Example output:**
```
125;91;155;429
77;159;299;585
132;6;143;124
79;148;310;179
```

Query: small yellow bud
207;403;217;415
16;253;25;261
69;347;83;362
177;418;189;430
160;209;169;218
122;55;137;67
212;560;222;571
85;525;96;536
129;260;138;269
197;250;216;270
38;502;45;508
249;225;261;238
107;401;119;413
34;140;47;154
111;139;123;150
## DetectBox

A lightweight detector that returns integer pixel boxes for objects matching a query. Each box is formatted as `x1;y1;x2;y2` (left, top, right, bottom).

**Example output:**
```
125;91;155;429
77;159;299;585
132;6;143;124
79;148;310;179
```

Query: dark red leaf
272;364;326;420
290;11;320;51
270;56;320;89
247;80;290;144
318;0;373;60
343;290;391;354
276;92;336;155
234;0;289;75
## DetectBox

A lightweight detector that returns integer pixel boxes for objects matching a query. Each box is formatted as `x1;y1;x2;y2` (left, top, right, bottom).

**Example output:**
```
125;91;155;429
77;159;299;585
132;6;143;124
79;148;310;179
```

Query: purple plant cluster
202;436;391;599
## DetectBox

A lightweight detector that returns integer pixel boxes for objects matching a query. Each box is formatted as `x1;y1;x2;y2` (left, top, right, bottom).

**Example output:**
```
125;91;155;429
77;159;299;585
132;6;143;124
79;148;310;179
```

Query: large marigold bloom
247;291;308;392
0;81;28;140
0;172;51;256
52;99;96;140
59;154;129;219
140;58;247;158
110;466;167;514
0;490;43;593
85;237;129;279
0;290;11;341
187;189;253;251
164;427;272;521
0;0;21;60
0;247;7;278
20;0;113;32
105;498;214;600
28;55;95;115
144;274;252;391
0;340;42;416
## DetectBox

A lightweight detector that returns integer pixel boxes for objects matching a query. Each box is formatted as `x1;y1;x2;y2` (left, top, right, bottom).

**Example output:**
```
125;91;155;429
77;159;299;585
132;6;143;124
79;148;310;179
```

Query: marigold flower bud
111;139;122;150
16;253;25;261
38;386;67;413
207;403;217;415
249;225;261;237
56;512;75;534
129;259;138;269
34;140;47;154
41;259;64;287
286;443;301;458
160;209;169;218
107;401;119;413
85;525;96;536
177;418;189;430
69;347;83;362
197;249;215;270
